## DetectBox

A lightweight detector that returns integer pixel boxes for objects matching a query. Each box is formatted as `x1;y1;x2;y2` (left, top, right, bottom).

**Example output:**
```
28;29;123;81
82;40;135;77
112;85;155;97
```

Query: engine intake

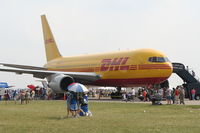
47;74;74;92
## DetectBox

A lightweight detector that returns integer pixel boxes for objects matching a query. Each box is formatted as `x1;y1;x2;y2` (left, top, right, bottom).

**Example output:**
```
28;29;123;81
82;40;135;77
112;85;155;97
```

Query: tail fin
41;15;62;62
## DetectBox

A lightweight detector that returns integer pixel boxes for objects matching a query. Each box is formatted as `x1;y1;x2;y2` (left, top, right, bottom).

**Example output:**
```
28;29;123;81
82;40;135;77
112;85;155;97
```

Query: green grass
0;100;200;133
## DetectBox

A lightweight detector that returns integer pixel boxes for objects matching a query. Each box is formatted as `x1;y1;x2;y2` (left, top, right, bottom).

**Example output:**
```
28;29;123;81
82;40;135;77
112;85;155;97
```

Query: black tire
195;95;200;100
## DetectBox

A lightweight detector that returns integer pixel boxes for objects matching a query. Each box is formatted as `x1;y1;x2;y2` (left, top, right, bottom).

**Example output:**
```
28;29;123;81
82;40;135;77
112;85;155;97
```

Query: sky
0;0;200;88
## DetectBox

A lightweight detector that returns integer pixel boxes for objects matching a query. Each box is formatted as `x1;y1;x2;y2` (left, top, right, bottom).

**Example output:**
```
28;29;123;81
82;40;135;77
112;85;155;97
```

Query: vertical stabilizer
41;15;62;62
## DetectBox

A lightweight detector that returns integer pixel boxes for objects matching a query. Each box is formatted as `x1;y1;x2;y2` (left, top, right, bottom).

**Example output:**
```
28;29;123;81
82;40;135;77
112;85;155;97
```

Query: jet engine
47;74;74;92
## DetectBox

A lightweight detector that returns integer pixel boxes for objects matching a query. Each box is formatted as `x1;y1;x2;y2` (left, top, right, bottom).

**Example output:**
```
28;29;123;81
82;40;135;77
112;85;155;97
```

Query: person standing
131;88;135;102
13;90;17;104
98;90;102;100
166;87;172;104
192;70;195;77
179;86;185;105
175;87;179;104
70;92;78;118
122;91;127;102
25;91;30;104
143;90;147;102
171;88;175;104
158;88;163;99
191;88;196;100
20;90;26;104
4;90;9;104
31;90;35;100
66;92;72;118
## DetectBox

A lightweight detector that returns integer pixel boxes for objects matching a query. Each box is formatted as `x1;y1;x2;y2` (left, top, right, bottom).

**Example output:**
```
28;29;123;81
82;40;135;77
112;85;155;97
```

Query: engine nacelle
47;74;74;92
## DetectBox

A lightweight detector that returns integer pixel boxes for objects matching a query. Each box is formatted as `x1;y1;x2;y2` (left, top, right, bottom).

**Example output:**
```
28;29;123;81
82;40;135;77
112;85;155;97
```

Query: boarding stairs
172;63;200;99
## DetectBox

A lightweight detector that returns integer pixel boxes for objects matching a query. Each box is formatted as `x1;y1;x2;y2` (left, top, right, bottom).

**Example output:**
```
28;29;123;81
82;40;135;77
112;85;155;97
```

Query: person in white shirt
131;88;135;102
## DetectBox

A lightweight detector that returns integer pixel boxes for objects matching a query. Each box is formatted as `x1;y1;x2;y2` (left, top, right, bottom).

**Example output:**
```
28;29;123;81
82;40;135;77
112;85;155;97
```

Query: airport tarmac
89;98;200;105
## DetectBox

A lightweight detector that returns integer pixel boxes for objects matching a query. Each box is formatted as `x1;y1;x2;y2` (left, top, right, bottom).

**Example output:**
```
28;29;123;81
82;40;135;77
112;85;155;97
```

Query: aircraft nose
165;62;173;77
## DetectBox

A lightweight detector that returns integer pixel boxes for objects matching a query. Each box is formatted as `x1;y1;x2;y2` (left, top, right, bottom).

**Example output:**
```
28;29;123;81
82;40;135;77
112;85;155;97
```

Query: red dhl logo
100;57;130;71
45;39;54;44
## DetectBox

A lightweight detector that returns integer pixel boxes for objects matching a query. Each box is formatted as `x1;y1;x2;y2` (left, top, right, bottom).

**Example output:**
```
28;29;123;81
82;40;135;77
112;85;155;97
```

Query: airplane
0;15;173;93
0;82;14;96
0;82;14;88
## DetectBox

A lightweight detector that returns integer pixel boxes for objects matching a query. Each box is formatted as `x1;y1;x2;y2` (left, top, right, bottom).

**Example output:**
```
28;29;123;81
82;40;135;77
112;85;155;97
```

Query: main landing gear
111;87;122;99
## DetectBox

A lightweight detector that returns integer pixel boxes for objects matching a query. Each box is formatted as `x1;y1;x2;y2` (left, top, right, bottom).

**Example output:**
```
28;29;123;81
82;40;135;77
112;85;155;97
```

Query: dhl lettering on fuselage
100;57;130;71
99;57;171;72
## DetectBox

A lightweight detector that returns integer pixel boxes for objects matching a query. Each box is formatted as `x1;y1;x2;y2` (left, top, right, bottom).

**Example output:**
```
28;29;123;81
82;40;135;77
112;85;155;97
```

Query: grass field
0;100;200;133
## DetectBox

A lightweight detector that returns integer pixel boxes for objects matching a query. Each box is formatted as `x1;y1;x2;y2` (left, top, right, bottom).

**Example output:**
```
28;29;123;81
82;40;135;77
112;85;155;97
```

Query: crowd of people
121;86;198;105
2;89;37;104
87;88;116;99
0;84;198;116
0;87;53;104
0;84;93;118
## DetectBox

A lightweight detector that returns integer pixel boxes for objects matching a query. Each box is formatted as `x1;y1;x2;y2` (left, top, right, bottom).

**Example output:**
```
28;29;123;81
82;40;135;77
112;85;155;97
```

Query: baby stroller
151;93;162;105
127;93;132;101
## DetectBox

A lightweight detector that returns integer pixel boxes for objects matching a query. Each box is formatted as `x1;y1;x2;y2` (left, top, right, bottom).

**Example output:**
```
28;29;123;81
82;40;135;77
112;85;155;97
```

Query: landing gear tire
111;87;122;99
195;95;200;100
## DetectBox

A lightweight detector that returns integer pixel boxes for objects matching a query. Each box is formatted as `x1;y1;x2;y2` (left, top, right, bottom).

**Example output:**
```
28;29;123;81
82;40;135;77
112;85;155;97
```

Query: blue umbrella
67;83;88;92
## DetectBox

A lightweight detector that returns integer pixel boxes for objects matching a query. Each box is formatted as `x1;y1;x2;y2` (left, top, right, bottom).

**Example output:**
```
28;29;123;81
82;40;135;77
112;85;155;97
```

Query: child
79;93;92;117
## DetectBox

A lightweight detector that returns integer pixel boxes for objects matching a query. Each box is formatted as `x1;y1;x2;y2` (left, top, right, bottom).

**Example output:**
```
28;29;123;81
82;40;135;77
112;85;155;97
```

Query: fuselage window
157;57;165;62
148;57;170;63
164;57;170;62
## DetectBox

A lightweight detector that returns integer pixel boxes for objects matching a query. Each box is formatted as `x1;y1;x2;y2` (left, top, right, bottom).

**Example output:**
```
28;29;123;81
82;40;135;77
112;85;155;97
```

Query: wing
0;65;101;82
0;63;47;70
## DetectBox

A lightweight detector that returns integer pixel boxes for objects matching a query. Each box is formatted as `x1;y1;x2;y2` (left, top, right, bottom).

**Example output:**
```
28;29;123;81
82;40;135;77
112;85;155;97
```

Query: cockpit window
148;57;170;63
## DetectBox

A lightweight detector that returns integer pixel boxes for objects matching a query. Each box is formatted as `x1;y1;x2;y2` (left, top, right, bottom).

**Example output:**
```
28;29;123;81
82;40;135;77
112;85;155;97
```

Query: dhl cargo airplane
0;15;173;92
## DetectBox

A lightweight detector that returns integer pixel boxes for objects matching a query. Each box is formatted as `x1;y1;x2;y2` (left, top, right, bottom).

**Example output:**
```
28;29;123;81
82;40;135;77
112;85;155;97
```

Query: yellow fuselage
44;49;173;87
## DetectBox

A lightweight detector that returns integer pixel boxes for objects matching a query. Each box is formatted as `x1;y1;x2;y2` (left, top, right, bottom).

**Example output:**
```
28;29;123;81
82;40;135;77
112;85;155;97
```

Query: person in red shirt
191;88;196;100
175;87;179;104
143;90;147;102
